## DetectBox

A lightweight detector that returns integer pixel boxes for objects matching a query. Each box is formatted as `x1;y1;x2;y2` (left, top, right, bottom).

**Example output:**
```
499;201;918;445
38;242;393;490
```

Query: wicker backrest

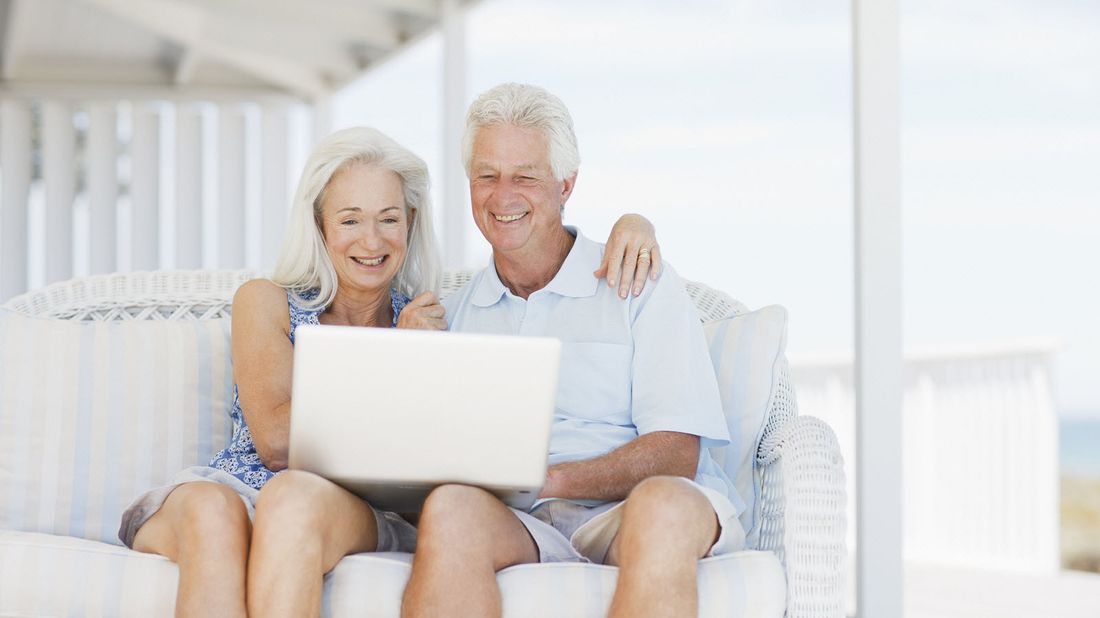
5;269;749;325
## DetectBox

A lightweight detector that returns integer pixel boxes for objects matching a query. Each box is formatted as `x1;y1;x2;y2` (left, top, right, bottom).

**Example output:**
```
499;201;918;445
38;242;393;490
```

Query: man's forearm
539;431;700;502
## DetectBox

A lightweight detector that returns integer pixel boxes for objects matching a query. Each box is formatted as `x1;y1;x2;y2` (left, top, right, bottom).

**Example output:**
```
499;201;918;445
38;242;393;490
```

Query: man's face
468;124;575;256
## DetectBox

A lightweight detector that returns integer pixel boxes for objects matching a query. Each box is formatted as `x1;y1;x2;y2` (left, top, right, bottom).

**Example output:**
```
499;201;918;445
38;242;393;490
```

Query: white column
260;105;289;269
218;104;247;268
175;104;204;269
42;101;76;284
441;0;467;269
1;101;32;301
130;103;161;270
87;103;118;274
852;0;903;616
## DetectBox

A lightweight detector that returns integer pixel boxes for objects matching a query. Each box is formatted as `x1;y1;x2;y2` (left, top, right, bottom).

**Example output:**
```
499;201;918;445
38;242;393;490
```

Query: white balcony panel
0;101;32;301
87;103;118;274
218;104;246;268
260;106;289;269
41;101;76;284
175;104;204;269
129;104;161;270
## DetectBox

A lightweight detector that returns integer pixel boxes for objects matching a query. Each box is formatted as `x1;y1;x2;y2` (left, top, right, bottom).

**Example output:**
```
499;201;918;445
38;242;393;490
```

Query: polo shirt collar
469;226;600;307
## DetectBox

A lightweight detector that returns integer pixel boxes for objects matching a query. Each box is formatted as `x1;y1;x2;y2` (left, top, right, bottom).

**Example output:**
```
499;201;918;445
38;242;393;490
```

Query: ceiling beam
203;0;401;49
82;0;331;98
173;48;199;85
332;0;440;20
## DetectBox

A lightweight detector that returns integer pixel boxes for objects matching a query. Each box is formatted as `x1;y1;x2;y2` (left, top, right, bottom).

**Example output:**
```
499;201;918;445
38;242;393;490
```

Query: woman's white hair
461;82;580;181
271;126;440;309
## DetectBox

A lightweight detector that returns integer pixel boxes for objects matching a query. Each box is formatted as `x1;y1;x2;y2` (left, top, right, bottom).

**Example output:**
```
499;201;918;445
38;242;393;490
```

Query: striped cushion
0;309;234;546
703;305;788;545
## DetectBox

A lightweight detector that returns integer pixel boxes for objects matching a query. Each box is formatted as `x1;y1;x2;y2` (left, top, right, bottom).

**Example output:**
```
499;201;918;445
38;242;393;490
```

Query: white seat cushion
325;550;786;618
1;530;785;618
0;529;179;617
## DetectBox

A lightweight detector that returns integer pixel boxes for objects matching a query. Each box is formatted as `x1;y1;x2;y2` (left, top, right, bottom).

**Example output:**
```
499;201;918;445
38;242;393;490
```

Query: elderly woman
116;126;662;618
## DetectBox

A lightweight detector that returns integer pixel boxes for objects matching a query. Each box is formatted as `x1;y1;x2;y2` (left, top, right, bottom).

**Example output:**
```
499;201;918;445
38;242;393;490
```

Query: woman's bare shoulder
232;279;289;323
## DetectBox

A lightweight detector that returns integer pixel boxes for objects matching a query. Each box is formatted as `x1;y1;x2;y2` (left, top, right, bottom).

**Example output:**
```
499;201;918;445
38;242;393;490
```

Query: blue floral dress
208;287;410;489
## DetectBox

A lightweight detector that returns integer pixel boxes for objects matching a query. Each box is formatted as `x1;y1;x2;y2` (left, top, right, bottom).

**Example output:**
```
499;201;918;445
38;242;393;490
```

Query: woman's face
318;163;410;296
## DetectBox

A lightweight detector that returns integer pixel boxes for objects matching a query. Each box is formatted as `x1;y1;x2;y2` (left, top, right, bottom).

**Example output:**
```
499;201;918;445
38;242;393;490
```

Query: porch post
42;101;75;283
440;0;467;269
852;0;903;616
87;102;119;274
0;100;32;301
175;103;204;269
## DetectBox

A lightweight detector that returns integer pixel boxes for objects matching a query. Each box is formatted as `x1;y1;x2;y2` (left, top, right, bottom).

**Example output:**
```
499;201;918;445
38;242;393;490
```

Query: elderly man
401;83;744;618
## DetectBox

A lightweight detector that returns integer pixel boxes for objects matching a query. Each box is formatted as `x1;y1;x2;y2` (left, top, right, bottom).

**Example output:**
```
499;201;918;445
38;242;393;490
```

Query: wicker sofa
0;269;846;617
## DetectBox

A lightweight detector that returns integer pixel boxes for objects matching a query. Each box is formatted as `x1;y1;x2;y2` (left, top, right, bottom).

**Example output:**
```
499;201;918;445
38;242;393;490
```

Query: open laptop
288;324;561;512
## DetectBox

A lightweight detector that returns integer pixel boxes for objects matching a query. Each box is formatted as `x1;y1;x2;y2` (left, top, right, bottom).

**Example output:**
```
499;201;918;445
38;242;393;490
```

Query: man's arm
538;431;700;502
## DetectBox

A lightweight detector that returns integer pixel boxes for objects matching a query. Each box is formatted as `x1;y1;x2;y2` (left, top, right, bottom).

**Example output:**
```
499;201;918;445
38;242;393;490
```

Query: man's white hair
461;82;580;181
272;126;440;309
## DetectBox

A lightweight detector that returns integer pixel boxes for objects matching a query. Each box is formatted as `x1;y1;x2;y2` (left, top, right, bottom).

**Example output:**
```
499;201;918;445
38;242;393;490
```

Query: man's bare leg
247;470;380;618
402;484;539;618
605;476;719;618
132;482;251;618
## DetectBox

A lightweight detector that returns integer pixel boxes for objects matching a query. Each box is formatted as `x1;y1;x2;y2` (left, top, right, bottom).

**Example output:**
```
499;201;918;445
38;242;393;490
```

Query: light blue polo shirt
443;227;743;513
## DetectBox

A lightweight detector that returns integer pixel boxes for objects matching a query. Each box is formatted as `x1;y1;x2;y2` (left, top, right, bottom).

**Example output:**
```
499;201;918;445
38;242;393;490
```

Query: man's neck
494;227;576;300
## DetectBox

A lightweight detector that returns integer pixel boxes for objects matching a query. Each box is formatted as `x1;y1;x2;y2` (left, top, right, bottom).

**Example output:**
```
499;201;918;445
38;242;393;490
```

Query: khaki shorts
118;466;417;553
511;477;745;564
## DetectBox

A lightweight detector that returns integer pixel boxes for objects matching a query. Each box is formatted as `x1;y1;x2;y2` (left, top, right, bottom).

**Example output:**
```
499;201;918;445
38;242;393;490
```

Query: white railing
0;87;310;302
791;339;1060;574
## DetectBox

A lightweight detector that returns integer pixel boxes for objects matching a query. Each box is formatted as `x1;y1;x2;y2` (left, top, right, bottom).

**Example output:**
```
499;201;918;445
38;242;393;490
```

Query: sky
331;0;1099;417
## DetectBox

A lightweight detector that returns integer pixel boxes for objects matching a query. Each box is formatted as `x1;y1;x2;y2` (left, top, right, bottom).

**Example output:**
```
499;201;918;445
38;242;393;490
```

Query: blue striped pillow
703;305;788;546
0;309;234;545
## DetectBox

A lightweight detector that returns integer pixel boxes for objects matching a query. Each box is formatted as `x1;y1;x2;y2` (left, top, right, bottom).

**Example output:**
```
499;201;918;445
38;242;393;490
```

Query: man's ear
560;172;578;206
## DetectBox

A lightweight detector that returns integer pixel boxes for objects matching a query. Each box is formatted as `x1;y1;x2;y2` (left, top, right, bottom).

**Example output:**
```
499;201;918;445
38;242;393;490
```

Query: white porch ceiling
0;0;460;100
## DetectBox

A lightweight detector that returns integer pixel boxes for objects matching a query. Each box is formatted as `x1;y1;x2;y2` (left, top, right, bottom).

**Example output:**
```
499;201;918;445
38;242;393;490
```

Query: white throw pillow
703;305;790;546
0;309;234;545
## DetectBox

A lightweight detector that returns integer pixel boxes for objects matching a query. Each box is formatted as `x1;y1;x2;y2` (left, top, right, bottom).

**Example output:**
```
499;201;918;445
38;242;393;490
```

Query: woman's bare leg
247;470;380;618
132;481;251;618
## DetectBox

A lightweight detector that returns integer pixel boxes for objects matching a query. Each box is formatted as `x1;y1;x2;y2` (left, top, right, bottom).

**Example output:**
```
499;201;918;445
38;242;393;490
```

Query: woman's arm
231;279;296;471
594;213;662;298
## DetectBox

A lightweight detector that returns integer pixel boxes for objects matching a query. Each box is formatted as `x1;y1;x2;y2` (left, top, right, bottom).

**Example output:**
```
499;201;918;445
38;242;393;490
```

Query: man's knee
622;476;716;543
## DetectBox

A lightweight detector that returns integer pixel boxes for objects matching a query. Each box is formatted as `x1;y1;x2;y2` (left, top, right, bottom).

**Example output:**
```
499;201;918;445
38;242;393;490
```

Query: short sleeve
628;266;730;448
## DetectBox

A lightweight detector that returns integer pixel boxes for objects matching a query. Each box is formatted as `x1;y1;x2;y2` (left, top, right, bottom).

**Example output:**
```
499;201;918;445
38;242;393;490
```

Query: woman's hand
396;292;447;330
594;213;662;298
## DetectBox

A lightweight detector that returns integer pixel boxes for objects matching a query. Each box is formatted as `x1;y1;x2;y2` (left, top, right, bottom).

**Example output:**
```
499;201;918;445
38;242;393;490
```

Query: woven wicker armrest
756;415;848;618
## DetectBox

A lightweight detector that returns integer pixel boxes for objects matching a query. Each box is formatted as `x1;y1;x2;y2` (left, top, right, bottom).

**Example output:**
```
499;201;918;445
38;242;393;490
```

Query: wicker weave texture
4;269;846;617
1;270;266;321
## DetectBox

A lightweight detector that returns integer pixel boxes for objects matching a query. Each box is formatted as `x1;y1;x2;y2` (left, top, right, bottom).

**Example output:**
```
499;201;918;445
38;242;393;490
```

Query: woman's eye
341;219;357;226
382;218;399;224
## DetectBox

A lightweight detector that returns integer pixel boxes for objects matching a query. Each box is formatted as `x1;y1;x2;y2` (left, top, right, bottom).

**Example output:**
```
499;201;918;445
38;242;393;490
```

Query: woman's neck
322;287;392;327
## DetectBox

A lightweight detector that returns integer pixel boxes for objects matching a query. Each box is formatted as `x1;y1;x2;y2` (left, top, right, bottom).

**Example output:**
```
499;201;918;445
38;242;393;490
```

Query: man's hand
537;431;700;502
396;292;447;330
